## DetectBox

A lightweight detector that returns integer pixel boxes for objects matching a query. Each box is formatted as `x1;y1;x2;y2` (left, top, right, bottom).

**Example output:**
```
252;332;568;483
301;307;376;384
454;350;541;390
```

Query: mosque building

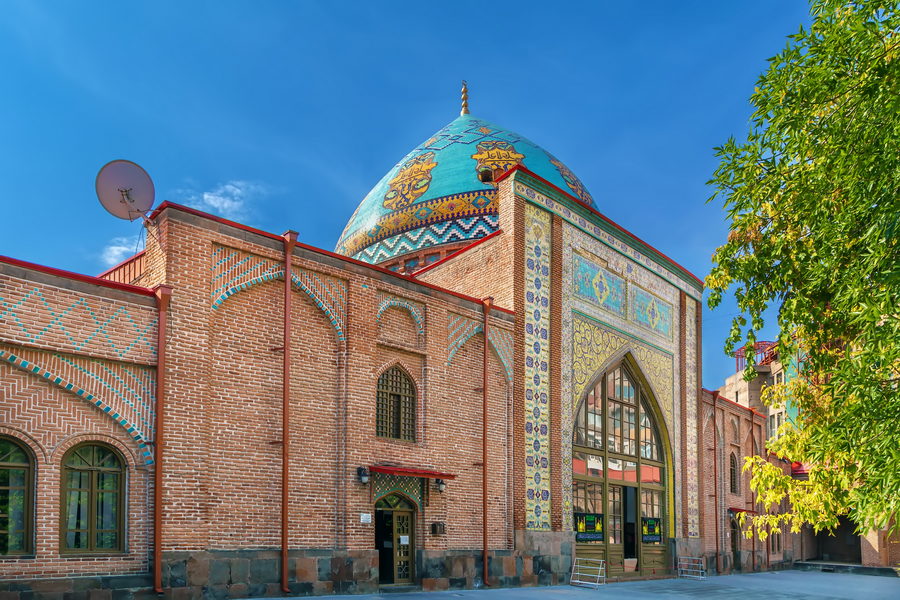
2;86;889;598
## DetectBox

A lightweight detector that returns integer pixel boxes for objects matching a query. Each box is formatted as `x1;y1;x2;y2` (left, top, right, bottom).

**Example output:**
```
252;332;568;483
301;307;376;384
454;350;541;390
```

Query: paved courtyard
275;571;899;600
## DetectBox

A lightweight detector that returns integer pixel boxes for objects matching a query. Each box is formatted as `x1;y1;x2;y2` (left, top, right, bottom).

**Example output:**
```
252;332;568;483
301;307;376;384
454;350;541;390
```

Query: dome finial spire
460;80;470;115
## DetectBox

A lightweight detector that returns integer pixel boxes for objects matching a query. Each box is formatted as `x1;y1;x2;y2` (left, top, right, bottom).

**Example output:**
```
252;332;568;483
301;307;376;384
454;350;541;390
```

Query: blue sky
0;1;812;389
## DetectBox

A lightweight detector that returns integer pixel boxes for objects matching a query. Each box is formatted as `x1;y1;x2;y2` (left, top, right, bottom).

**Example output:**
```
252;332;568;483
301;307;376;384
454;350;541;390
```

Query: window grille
377;367;416;441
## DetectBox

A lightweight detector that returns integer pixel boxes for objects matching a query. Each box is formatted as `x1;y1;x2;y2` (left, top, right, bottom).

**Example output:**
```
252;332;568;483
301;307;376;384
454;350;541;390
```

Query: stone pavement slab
258;570;899;600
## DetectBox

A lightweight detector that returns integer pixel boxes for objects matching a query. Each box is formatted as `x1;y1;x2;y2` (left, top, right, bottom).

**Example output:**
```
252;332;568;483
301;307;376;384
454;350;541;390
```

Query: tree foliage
707;0;900;536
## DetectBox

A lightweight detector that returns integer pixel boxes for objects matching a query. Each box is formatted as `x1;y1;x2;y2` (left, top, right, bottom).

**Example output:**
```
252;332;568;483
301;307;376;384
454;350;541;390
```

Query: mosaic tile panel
524;204;551;530
446;313;513;384
377;294;425;338
372;472;423;509
632;286;674;340
516;183;702;300
0;345;155;465
354;214;499;265
572;252;626;317
685;299;700;537
211;246;348;341
0;283;157;363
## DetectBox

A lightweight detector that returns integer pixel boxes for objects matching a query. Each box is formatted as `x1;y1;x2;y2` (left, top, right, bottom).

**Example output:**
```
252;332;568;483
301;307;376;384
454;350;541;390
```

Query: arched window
376;367;416;441
729;453;739;494
572;363;667;563
61;443;125;553
0;436;32;555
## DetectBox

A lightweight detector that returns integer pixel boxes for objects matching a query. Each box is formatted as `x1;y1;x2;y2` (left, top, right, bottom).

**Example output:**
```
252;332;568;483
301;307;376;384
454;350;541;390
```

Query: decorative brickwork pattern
377;293;426;338
0;345;155;464
487;327;514;384
210;245;348;341
514;182;701;301
523;203;551;530
0;277;157;364
446;313;513;384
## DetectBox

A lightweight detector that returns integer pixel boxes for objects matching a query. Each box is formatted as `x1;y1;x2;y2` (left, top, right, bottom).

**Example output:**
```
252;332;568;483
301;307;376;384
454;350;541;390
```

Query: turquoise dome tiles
336;113;595;263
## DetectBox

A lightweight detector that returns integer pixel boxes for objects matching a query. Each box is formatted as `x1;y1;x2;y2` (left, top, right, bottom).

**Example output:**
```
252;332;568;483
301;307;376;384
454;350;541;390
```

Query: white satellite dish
95;160;155;221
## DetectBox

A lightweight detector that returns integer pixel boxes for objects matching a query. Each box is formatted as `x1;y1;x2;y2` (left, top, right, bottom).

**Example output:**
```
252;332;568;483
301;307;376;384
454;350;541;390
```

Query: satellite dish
95;160;155;221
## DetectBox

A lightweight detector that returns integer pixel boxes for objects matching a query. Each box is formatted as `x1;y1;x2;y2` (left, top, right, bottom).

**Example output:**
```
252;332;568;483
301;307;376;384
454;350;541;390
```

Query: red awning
728;507;757;514
369;465;456;480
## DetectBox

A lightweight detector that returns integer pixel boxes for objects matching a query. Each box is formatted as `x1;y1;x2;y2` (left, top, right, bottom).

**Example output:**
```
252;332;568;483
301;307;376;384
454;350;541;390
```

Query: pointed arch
570;350;677;544
376;297;425;338
0;349;153;465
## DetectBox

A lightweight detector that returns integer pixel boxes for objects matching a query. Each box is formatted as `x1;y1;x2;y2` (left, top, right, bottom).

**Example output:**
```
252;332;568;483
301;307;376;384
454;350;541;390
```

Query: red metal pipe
711;391;720;574
482;297;494;587
750;417;757;572
153;284;173;594
281;231;298;594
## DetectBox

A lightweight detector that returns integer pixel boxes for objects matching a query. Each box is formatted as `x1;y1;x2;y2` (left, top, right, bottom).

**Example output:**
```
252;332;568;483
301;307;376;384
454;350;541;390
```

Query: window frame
376;366;417;442
59;442;126;555
572;363;667;550
729;453;740;494
0;435;34;556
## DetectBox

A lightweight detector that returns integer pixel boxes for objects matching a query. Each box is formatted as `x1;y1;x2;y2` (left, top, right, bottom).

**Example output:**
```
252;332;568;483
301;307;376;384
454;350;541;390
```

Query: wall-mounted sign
641;517;662;543
360;513;372;524
574;512;604;542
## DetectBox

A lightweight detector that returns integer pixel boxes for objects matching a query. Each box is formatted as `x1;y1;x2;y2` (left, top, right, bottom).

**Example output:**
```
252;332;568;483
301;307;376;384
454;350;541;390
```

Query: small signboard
399;535;409;545
574;512;604;542
360;513;372;524
641;517;662;543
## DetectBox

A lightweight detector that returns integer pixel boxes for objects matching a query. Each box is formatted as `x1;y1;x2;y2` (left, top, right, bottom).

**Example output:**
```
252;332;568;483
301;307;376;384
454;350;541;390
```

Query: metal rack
676;556;706;579
570;557;607;588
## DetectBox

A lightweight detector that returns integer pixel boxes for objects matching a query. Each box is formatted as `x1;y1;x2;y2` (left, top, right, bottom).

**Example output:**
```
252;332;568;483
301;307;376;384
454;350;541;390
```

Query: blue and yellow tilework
336;114;595;264
524;204;552;530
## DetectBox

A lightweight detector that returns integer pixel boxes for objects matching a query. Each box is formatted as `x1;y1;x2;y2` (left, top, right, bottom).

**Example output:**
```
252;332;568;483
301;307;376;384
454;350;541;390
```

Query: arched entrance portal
572;360;670;576
375;493;415;585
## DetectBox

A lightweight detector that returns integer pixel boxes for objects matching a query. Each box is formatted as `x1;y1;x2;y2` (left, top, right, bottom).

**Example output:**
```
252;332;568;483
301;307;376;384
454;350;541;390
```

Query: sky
0;1;813;389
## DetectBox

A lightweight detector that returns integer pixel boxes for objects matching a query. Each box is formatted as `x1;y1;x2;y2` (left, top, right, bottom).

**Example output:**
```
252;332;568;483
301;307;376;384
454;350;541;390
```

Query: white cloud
174;180;267;221
101;235;141;268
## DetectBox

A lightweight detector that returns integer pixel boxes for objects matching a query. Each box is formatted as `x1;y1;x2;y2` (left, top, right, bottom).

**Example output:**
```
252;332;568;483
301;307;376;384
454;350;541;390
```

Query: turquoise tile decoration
0;288;157;359
211;246;348;341
572;253;626;316
446;312;514;385
632;287;673;339
336;113;595;264
377;295;425;337
0;347;155;465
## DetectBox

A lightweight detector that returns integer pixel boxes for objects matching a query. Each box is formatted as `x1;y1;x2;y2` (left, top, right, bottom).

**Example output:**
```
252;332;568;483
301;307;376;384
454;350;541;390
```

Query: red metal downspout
482;297;494;587
153;284;173;594
711;391;720;574
282;231;298;594
750;417;757;572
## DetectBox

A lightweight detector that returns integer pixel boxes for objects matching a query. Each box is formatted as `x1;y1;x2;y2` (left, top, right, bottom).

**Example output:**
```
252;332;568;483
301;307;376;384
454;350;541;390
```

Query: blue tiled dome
335;113;594;265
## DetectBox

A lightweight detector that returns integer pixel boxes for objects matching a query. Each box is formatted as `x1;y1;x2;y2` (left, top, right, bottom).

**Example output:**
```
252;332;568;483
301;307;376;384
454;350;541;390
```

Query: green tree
706;0;900;537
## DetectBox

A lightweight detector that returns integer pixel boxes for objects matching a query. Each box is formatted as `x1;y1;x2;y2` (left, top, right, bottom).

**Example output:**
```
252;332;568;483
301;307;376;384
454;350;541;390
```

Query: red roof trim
411;229;503;277
0;255;156;297
703;388;766;419
497;165;704;288
96;250;146;278
152;202;515;316
369;465;456;480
